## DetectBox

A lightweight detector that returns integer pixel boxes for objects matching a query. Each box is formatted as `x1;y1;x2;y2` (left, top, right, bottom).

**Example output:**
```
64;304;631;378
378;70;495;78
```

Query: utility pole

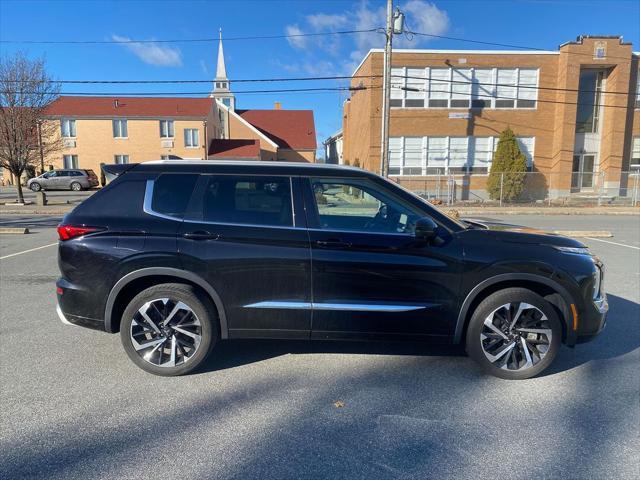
379;1;404;178
379;0;394;178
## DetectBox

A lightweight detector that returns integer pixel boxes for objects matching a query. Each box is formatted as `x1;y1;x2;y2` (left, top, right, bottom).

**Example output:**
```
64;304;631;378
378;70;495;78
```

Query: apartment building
343;35;640;200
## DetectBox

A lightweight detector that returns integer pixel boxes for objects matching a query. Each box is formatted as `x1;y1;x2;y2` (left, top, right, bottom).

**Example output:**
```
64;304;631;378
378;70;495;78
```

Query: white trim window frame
61;118;76;138
184;128;199;148
635;69;640;109
630;137;640;169
114;154;129;165
159;119;175;138
63;154;78;169
112;119;128;138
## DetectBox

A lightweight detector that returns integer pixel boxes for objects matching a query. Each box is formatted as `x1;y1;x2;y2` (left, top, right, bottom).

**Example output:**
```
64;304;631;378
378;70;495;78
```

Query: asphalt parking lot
1;214;638;479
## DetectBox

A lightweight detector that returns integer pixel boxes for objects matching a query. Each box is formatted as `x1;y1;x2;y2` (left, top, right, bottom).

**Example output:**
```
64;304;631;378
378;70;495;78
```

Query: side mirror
414;217;438;241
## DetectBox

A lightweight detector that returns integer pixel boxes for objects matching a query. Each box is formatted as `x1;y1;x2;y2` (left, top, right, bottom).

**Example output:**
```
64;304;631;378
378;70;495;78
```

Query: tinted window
72;171;83;176
200;175;292;227
74;176;146;218
310;178;420;234
58;171;71;177
151;174;199;218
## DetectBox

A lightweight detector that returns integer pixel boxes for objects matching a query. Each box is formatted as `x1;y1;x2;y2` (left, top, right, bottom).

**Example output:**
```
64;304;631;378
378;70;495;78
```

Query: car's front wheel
466;288;562;380
30;182;41;192
120;283;218;376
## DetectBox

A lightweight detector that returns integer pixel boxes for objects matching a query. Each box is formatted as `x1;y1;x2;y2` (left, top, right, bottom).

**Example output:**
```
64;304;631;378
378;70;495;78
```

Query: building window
114;154;129;164
61;119;76;138
184;128;199;148
112;119;128;138
63;154;78;169
575;70;604;134
159;120;174;138
390;67;538;109
631;137;640;170
635;69;640;109
160;155;170;160
222;98;231;107
388;135;534;175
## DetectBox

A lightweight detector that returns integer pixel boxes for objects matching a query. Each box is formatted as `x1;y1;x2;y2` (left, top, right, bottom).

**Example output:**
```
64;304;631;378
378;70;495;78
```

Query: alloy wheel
480;302;552;372
129;298;202;367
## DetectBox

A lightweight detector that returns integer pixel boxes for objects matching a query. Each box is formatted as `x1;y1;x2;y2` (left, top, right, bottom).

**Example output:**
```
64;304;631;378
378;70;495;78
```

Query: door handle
315;239;352;249
182;231;220;241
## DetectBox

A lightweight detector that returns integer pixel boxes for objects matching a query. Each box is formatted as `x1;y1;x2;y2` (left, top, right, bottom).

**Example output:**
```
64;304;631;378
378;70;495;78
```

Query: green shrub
486;127;528;201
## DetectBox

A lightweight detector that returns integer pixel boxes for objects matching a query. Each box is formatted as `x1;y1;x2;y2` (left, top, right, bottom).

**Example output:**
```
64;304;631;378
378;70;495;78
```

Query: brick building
343;35;640;200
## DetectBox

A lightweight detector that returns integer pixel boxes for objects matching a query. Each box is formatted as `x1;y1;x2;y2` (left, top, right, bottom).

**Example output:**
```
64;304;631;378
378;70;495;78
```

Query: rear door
177;174;312;339
303;176;463;341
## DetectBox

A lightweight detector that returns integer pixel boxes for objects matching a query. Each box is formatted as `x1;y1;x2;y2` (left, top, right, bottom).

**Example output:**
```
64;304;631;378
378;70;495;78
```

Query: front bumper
574;293;608;344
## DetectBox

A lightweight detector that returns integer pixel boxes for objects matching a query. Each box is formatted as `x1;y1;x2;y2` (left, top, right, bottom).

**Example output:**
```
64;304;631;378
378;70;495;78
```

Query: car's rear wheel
466;288;562;380
30;182;41;192
120;283;218;376
70;182;82;191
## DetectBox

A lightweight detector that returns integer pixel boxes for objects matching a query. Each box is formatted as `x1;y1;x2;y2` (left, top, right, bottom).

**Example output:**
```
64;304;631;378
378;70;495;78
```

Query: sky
1;0;639;156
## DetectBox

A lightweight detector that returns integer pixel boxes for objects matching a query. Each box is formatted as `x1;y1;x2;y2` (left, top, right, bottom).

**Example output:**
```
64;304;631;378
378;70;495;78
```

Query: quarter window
63;154;78;169
310;178;420;234
159;120;174;138
61;119;76;137
112;119;128;138
184;128;199;147
199;176;292;227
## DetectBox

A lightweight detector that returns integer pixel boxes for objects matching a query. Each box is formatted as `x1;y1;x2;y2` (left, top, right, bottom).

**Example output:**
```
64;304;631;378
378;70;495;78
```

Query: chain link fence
392;171;640;207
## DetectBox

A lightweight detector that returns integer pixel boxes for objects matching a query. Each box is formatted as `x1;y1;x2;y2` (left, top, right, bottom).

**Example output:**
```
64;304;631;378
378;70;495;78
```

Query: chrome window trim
244;301;434;312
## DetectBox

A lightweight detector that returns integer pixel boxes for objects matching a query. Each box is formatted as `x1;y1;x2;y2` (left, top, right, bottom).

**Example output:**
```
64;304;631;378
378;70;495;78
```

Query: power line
3;72;632;96
0;29;379;45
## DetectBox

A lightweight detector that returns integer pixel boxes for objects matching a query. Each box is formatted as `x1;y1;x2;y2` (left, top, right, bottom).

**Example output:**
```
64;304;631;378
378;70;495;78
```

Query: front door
178;174;312;339
571;154;596;192
303;177;463;341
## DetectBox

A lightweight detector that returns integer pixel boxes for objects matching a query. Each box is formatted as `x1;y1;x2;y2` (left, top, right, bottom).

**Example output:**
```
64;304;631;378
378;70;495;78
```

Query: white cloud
199;59;209;75
285;24;307;49
112;34;183;67
282;1;450;76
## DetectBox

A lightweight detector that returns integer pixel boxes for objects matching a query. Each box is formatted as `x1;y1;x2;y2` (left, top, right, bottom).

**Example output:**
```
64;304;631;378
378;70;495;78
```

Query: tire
70;182;82;191
120;283;218;376
30;182;41;192
466;288;562;380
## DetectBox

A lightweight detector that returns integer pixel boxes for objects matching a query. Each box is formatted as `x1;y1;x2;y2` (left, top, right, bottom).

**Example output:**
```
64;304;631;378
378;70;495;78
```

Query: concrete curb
553;230;613;238
0;227;30;234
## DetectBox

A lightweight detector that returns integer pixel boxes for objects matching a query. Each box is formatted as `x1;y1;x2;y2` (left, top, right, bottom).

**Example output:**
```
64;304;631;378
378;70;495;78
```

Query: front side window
199;175;292;227
61;119;76;137
159;120;174;138
63;154;78;169
184;128;199;147
113;119;128;138
151;174;199;218
310;178;420;234
114;155;129;164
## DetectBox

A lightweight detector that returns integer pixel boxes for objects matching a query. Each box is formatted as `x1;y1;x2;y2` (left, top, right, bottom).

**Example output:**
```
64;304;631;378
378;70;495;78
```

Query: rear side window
73;176;146;218
199;175;292;227
151;174;199;218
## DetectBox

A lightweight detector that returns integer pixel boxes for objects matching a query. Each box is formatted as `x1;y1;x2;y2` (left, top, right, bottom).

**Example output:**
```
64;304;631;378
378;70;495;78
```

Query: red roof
208;139;260;159
237;109;316;150
45;96;213;118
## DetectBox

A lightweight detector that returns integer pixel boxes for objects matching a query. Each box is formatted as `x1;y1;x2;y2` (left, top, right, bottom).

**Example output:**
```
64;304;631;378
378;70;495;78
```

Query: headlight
593;266;602;300
553;246;591;255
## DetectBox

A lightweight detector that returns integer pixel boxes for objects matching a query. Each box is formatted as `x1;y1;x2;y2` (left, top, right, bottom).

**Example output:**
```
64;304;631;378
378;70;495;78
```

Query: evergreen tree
486;127;528;201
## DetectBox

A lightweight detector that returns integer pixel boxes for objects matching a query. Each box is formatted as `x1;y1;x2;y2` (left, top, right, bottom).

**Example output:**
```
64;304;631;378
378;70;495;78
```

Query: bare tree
0;52;61;203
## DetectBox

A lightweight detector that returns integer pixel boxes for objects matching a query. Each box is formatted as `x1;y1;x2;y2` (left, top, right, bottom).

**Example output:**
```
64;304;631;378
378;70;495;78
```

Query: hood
462;218;586;248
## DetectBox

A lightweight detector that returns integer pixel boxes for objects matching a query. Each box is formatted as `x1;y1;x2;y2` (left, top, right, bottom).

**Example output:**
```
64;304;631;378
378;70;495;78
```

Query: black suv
56;161;607;379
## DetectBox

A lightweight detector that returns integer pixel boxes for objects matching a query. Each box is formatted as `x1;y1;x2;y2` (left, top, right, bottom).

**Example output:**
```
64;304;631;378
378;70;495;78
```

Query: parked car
55;161;607;379
28;169;99;191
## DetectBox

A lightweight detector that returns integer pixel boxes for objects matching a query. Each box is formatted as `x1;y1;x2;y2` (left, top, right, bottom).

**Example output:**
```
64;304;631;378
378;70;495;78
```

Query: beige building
1;32;316;185
343;35;640;200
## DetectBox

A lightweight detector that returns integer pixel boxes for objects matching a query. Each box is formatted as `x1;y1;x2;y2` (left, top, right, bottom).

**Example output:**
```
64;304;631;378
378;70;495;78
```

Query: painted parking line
585;237;640;250
0;243;58;260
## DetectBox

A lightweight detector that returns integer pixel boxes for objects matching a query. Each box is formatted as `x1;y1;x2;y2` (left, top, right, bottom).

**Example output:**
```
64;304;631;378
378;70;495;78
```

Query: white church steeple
210;28;235;110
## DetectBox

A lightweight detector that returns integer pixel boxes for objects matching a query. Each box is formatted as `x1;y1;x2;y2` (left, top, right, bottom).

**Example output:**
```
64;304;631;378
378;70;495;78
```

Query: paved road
0;186;94;204
0;215;638;479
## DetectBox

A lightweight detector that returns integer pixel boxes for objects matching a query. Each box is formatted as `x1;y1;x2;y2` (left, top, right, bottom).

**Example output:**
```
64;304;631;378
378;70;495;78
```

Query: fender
452;273;575;344
104;267;228;339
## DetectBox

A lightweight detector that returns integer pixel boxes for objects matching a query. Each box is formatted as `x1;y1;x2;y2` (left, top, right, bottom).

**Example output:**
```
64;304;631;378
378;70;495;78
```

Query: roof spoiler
101;163;138;183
